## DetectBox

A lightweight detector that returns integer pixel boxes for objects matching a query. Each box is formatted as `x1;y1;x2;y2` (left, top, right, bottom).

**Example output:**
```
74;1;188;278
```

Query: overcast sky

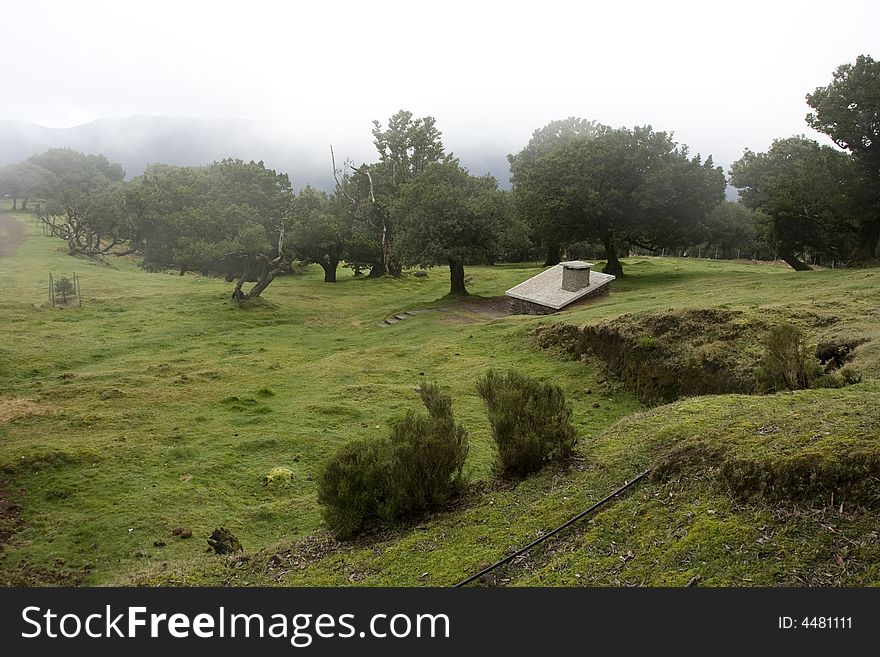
2;0;878;171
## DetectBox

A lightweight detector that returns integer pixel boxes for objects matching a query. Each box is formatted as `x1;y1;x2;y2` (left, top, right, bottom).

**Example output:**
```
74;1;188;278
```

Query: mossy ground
1;201;878;586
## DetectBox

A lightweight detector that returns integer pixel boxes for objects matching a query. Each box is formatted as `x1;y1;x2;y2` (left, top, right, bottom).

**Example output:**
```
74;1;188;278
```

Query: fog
1;0;878;188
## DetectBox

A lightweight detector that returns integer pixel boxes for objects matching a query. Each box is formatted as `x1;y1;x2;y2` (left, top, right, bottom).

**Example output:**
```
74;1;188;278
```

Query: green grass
1;200;878;586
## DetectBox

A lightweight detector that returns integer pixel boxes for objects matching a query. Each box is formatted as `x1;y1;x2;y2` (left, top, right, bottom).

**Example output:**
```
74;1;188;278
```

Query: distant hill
0;116;739;198
0;116;515;191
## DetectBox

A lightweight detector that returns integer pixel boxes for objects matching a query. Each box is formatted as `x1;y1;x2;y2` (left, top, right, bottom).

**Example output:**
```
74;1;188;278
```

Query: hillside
1;203;878;586
0;117;515;191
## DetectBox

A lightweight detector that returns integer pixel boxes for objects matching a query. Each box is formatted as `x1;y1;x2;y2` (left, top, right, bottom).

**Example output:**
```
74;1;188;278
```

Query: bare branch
331;145;356;203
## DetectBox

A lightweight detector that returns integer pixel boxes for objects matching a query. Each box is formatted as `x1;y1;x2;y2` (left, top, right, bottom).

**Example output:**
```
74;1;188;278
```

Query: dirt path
0;212;26;257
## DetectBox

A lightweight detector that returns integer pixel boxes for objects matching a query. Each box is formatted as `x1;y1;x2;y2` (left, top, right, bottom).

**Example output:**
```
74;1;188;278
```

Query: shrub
315;438;392;539
839;365;862;385
477;370;577;477
386;382;469;515
316;382;468;538
755;324;823;392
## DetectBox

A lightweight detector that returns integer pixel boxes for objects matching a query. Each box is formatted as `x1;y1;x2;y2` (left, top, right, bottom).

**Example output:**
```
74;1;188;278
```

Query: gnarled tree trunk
779;250;813;271
448;258;467;295
320;258;339;283
232;266;279;302
847;221;880;268
543;243;561;267
601;234;624;277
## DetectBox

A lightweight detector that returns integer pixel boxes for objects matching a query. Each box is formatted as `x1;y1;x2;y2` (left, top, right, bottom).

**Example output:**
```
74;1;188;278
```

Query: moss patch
536;308;770;403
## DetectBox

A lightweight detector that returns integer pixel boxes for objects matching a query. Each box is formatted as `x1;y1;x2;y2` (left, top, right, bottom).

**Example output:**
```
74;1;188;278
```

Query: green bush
316;382;468;538
477;370;577;477
386;382;468;515
839;365;862;385
756;324;823;392
315;438;392;539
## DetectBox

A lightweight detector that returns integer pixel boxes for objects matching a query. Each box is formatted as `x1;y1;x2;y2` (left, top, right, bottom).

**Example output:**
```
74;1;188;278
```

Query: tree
806;55;880;267
54;276;75;304
509;117;606;265
333;110;452;277
289;186;348;283
730;137;862;270
511;125;723;276
129;159;293;300
124;163;207;271
632;149;726;255
0;162;49;210
704;202;762;260
392;161;504;295
492;191;538;263
372;110;449;190
28;149;131;256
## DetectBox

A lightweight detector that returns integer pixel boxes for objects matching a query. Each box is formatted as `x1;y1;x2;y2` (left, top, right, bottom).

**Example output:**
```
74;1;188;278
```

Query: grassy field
1;200;878;586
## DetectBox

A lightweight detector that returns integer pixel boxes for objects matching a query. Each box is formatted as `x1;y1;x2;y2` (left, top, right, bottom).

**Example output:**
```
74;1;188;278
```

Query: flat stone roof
505;263;615;310
561;260;593;269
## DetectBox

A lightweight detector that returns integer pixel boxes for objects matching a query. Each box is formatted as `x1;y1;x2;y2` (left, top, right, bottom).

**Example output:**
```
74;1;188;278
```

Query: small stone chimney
561;261;592;292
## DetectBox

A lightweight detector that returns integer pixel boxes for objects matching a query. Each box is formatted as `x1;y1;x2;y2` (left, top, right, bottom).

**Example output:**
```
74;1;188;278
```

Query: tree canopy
128;158;293;299
509;117;606;265
511;124;724;276
288;186;349;283
806;54;880;266
28;148;131;255
730;136;864;270
334;110;452;277
393;161;504;295
0;161;50;210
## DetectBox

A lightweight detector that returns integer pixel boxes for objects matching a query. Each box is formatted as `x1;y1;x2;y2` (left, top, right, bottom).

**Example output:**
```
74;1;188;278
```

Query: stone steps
379;310;420;327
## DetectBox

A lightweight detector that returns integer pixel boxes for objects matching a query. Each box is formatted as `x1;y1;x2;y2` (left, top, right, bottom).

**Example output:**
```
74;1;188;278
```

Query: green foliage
332;109;454;276
26;148;130;255
730;137;863;269
839;366;863;385
386;382;469;515
372;110;451;192
315;438;392;539
755;324;823;392
393;161;505;294
510;124;725;276
316;382;468;538
53;276;75;303
806;54;880;267
0;161;51;209
508;117;606;259
704;202;768;260
288;186;349;282
477;370;577;477
129;159;292;298
806;54;880;173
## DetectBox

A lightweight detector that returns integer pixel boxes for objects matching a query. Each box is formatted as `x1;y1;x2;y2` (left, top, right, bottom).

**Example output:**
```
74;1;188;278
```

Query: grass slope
1;201;878;586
